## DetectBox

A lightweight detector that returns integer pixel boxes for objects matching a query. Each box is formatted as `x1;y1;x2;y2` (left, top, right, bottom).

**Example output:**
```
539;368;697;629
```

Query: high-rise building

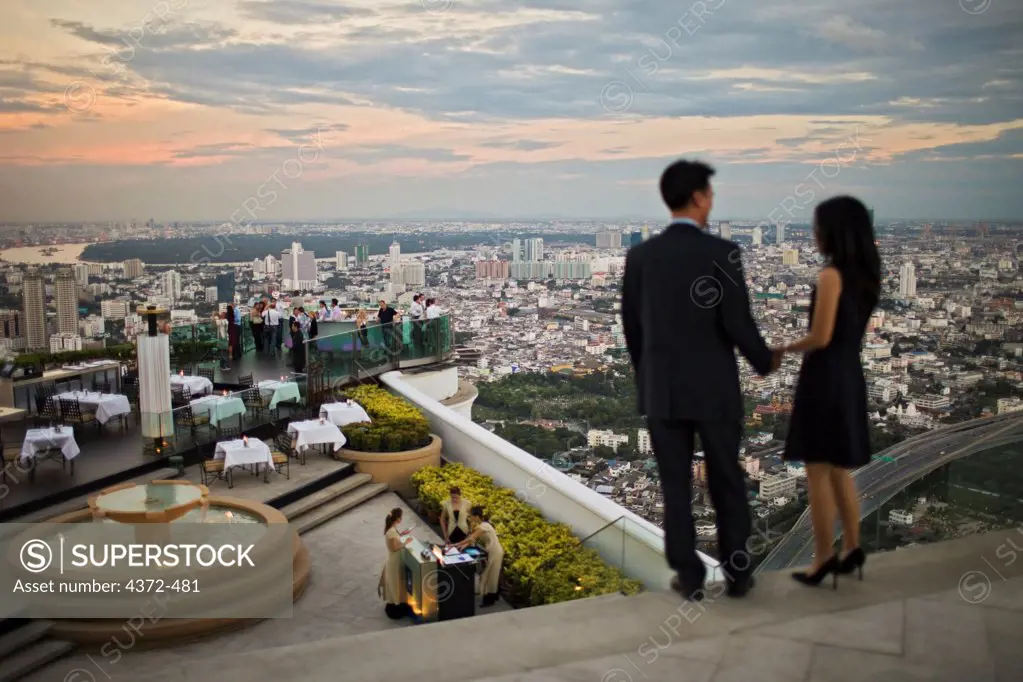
162;270;182;302
899;262;917;298
641;224;650;241
512;238;544;262
752;226;763;246
74;263;90;287
336;251;349;270
782;249;799;265
0;310;23;351
389;240;403;284
629;231;642;247
50;333;83;353
100;299;130;320
263;255;280;276
55;268;79;335
282;242;317;290
122;258;144;279
355;243;369;265
215;272;236;304
476;260;510;280
22;268;46;350
868;207;875;226
776;223;786;245
719;221;732;240
595;230;622;248
401;262;426;287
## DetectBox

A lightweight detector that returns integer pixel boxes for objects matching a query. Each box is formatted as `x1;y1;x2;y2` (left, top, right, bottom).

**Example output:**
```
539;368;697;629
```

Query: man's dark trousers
648;419;751;590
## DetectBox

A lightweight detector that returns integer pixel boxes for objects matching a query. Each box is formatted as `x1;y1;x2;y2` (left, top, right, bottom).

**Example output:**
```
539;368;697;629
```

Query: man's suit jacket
621;222;773;421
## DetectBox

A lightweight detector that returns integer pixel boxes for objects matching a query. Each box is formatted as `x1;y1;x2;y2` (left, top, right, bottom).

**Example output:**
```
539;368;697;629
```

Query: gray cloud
340;145;471;164
478;139;562;151
238;0;376;24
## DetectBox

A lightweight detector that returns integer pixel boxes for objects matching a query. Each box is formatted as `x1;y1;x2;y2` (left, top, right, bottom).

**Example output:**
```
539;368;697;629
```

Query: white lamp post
137;306;173;451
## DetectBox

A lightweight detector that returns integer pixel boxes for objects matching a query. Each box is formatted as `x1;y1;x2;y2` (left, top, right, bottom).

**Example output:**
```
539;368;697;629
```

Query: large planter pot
336;434;442;498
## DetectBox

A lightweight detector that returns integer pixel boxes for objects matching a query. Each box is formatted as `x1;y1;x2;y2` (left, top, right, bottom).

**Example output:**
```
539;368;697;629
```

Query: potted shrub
335;385;441;498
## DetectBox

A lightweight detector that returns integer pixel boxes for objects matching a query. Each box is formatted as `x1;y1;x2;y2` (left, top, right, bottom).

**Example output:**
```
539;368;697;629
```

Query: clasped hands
769;345;787;373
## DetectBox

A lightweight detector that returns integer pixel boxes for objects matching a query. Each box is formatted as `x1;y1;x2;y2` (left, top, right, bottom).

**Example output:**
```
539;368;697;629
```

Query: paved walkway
116;527;1022;682
26;492;509;682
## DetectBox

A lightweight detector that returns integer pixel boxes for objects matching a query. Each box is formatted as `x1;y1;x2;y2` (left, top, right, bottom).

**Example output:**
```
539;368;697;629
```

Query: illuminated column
137;306;173;447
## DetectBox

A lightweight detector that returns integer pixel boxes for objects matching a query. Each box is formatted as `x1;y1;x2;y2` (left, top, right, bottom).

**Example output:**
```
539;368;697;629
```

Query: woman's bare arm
785;266;842;353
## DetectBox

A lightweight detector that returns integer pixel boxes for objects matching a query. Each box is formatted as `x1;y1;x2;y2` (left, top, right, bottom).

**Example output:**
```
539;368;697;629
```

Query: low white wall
401;366;459;402
382;371;722;591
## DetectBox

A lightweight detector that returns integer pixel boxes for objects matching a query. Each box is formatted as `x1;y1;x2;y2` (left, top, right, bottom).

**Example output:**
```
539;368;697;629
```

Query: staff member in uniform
440;486;472;544
379;507;412;618
452;506;504;607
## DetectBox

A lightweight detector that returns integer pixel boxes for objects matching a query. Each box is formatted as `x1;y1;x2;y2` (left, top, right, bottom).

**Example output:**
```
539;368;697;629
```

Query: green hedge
412;463;642;606
14;345;135;368
340;385;432;452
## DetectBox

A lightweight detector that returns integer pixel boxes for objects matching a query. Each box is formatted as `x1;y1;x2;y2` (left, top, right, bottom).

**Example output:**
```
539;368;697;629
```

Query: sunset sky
1;0;1021;222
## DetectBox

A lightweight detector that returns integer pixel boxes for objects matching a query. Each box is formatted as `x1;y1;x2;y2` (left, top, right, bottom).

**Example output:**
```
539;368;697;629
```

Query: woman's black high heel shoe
791;555;841;589
838;548;866;580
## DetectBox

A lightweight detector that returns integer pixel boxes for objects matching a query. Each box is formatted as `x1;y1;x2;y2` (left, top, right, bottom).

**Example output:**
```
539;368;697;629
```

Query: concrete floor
81;527;1023;682
29;492;511;682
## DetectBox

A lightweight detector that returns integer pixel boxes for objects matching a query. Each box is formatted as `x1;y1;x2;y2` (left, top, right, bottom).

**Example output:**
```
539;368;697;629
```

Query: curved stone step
0;640;74;682
294;482;389;535
279;473;374;520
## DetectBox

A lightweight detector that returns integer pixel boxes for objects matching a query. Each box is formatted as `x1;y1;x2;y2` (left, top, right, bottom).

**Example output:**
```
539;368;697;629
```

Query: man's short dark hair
660;160;715;211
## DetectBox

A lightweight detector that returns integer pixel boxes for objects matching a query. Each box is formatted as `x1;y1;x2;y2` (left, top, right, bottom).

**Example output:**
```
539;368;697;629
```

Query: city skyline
0;1;1021;222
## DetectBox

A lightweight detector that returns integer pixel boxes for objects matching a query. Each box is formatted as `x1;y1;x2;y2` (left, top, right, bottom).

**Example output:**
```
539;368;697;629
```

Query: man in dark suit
621;159;779;600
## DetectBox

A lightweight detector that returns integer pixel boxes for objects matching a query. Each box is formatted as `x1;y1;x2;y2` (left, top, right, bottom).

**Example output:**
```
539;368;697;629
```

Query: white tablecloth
20;428;80;463
214;439;274;471
190;395;247;427
288;420;347;452
258;380;302;409
319;401;371;427
170;374;213;396
54;391;131;425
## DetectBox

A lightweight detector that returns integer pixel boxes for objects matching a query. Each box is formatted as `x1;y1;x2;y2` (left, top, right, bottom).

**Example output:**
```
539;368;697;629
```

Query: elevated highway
757;411;1023;572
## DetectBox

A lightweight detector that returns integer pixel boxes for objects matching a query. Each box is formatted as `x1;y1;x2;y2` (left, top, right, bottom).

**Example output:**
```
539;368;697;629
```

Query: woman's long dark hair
226;305;235;325
384;507;402;533
814;196;881;310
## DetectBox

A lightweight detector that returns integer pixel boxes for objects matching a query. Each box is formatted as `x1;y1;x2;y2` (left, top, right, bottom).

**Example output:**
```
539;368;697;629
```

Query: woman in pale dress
378;507;412;618
440;486;472;544
453;506;504;607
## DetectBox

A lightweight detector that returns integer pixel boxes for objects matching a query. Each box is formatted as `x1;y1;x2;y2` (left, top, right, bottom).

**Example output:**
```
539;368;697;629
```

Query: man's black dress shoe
726;576;755;598
670;575;704;602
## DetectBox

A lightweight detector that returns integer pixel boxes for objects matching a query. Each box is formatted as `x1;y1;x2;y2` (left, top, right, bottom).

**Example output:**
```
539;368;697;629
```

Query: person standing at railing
290;320;306;373
262;302;281;358
621;159;779;602
377;299;398;355
306;308;318;341
409;294;424;355
317;300;329;321
355;308;369;349
452;506;504;608
214;311;230;370
250;302;265;353
226;304;241;362
777;196;880;589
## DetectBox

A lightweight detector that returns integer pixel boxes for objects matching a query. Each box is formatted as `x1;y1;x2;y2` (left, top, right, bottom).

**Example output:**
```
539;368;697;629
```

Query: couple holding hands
622;160;881;599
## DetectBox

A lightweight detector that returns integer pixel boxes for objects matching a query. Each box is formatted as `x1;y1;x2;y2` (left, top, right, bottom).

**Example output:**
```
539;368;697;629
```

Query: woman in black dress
779;196;880;588
290;321;306;374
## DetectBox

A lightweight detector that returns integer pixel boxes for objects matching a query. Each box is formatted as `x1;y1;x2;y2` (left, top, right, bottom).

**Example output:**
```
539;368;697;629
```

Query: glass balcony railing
303;315;454;394
858;435;1023;556
528;515;643;605
159;378;309;455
